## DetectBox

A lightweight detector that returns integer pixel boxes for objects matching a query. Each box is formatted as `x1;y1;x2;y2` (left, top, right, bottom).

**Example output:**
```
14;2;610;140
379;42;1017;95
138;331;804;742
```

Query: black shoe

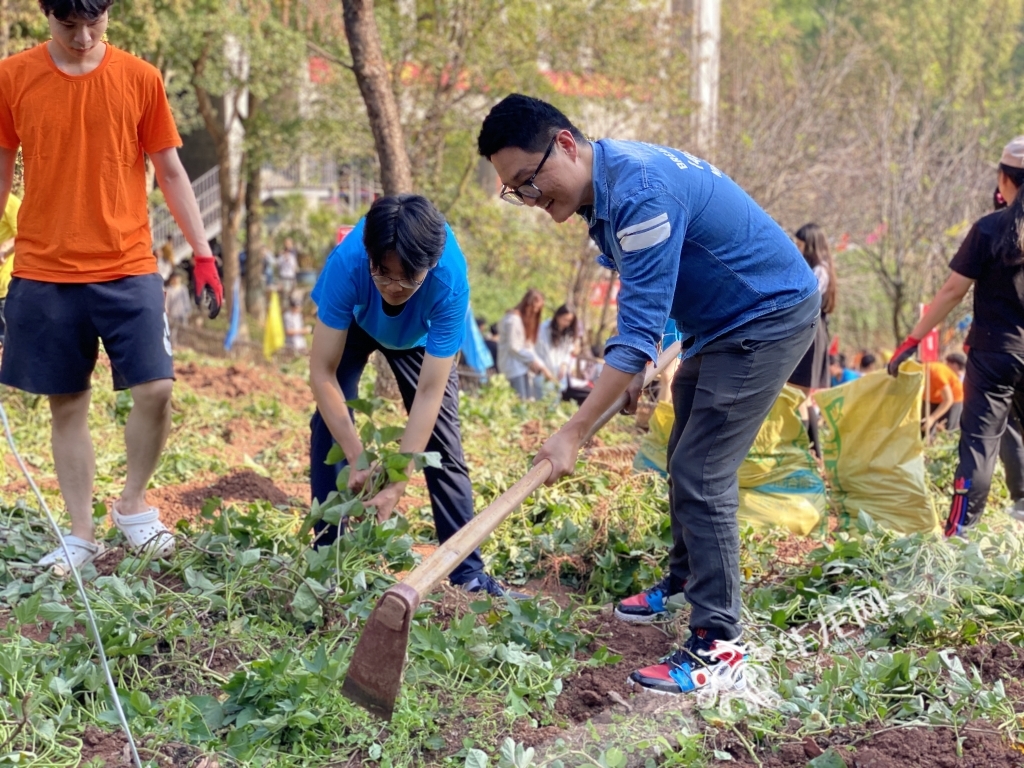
460;573;530;600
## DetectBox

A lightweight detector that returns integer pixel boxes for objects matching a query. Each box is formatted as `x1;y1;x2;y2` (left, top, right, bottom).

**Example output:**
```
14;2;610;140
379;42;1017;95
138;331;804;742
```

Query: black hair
859;353;876;370
994;163;1024;265
945;352;967;369
40;0;114;21
548;304;578;344
794;222;837;315
362;194;447;277
477;94;586;159
829;354;847;368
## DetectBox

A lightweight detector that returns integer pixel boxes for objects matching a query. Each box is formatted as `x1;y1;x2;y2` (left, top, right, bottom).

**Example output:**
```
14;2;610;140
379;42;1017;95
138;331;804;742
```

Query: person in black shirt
888;136;1024;535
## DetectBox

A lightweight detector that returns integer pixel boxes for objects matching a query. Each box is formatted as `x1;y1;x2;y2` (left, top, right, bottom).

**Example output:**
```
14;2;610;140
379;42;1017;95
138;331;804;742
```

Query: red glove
193;255;223;319
887;335;920;377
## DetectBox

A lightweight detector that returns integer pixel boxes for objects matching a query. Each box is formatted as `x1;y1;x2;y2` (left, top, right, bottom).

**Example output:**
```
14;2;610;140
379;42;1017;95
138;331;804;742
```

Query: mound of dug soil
555;610;676;722
961;642;1024;684
728;721;1024;768
175;360;312;414
150;469;302;527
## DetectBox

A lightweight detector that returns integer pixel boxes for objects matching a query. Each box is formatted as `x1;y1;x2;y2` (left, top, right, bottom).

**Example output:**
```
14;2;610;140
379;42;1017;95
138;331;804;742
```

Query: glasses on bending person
370;270;426;290
500;136;557;205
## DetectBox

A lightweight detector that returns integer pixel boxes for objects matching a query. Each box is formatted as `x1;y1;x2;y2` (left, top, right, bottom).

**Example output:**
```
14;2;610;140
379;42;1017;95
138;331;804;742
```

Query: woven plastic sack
813;364;939;534
633;388;827;535
633;401;675;475
737;385;828;536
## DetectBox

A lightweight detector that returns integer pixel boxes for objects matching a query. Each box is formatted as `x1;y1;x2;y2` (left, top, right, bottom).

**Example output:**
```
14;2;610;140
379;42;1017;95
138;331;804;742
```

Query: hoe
342;342;682;719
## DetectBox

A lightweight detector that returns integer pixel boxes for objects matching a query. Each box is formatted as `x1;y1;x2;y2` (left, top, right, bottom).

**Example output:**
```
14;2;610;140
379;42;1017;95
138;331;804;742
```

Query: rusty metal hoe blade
341;582;420;720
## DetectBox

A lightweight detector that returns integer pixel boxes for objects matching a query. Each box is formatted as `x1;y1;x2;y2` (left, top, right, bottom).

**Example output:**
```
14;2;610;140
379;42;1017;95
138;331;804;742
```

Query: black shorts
0;274;174;395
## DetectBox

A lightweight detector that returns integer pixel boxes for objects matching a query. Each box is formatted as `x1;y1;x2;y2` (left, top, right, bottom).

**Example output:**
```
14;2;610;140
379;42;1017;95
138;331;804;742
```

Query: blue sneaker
629;628;747;695
460;574;530;600
614;575;684;623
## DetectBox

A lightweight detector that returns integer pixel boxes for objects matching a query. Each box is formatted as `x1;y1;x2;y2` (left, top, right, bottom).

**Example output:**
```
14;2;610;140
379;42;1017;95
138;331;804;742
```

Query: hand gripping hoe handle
342;342;682;719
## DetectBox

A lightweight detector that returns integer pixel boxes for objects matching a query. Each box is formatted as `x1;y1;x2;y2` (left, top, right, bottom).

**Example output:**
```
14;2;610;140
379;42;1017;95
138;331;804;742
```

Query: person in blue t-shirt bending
309;195;512;596
478;95;819;696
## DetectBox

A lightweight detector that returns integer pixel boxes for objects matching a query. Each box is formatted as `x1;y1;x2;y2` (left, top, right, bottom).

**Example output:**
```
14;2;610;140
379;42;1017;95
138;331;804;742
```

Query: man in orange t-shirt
0;0;223;574
924;361;965;434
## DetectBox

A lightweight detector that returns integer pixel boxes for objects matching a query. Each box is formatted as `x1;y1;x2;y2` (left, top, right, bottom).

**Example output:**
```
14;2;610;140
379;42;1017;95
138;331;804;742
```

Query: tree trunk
244;159;266;322
0;0;9;60
193;44;244;324
217;154;244;327
342;0;413;195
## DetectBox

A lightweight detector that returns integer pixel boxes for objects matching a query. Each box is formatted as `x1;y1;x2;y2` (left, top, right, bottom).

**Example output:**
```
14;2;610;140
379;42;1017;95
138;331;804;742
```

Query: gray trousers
666;320;816;639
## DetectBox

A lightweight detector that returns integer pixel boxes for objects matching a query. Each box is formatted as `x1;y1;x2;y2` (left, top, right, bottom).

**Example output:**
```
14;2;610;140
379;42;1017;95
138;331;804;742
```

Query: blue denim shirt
583;139;818;373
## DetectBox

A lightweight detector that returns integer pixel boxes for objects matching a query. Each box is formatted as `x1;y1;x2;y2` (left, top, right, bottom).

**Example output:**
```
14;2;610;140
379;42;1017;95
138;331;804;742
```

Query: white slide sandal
111;506;175;558
37;535;106;577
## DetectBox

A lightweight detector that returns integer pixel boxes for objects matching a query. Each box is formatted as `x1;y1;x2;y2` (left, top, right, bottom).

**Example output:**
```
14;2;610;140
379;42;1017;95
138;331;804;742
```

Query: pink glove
887;336;920;377
193;255;223;319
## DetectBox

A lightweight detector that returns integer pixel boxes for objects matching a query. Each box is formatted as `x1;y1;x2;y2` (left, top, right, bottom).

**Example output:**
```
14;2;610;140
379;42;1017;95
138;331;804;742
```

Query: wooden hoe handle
401;341;682;599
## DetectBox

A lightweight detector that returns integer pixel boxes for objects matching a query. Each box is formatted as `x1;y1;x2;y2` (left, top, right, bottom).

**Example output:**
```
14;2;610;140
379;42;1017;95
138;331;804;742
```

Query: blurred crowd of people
155;233;313;353
477;289;605;405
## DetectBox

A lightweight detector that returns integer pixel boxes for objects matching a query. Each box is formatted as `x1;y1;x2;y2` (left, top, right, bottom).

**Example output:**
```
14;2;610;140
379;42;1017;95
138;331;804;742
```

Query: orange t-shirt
0;44;182;282
927;362;964;404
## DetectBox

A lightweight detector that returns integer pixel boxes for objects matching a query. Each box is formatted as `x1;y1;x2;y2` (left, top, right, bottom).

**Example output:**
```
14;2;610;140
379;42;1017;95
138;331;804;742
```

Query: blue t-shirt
831;368;861;387
311;218;470;358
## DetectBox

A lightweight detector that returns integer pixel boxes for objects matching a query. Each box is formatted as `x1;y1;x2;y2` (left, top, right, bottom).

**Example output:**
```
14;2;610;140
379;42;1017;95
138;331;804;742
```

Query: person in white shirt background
497;288;556;399
534;304;578;396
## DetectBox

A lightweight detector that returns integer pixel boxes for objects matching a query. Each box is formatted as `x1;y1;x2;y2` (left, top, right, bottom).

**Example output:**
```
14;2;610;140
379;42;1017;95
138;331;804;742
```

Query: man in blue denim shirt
479;95;819;696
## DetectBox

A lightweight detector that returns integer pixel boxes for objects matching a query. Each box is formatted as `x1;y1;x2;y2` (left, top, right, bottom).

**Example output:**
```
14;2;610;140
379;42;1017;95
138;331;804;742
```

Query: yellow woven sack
813;364;939;534
633;388;827;535
633;401;675;475
737;385;828;536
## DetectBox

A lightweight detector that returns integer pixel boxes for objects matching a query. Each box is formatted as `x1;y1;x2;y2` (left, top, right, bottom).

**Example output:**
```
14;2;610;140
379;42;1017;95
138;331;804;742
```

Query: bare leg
49;391;95;541
117;379;173;516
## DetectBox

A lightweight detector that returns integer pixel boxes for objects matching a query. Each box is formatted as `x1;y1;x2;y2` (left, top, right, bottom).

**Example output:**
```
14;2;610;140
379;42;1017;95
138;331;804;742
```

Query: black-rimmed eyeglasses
370;271;426;290
499;136;556;205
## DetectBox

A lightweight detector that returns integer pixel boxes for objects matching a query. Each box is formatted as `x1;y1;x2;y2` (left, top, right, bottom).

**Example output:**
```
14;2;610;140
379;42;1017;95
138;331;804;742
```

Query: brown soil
519;419;547;453
0;610;52;642
174;360;313;414
960;642;1024;684
554;609;676;723
78;725;205;767
727;721;1024;768
149;469;306;528
79;724;130;765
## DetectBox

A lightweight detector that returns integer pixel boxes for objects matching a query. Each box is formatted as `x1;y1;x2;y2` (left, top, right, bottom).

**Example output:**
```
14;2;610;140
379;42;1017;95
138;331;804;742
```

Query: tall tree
342;0;413;194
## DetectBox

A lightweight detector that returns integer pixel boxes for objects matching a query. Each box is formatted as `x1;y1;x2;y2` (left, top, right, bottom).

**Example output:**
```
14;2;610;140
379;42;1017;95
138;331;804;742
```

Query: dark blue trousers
310;322;485;584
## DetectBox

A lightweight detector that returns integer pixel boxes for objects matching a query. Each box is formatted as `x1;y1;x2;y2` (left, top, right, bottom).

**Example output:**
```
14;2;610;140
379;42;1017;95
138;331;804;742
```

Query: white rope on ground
0;400;142;768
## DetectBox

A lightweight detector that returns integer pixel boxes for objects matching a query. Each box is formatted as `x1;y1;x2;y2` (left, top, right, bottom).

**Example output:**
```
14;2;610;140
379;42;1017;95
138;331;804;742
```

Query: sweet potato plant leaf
325;443;344;465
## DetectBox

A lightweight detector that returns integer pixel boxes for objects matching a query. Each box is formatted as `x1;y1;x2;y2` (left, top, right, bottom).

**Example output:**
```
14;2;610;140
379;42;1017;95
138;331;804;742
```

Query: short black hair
477;94;586;159
40;0;114;21
362;194;447;277
945;352;967;369
860;353;876;368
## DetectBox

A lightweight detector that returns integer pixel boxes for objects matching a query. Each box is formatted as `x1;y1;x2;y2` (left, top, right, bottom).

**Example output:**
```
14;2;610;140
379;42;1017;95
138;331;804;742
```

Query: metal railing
150;166;222;262
149;156;339;262
262;156;338;193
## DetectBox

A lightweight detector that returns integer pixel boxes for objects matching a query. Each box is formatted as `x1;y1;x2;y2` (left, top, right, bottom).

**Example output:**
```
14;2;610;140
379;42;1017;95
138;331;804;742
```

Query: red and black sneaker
629;628;746;695
613;575;683;623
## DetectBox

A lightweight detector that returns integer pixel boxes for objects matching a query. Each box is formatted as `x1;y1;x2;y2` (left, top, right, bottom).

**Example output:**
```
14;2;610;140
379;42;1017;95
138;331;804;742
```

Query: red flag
919;304;940;363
